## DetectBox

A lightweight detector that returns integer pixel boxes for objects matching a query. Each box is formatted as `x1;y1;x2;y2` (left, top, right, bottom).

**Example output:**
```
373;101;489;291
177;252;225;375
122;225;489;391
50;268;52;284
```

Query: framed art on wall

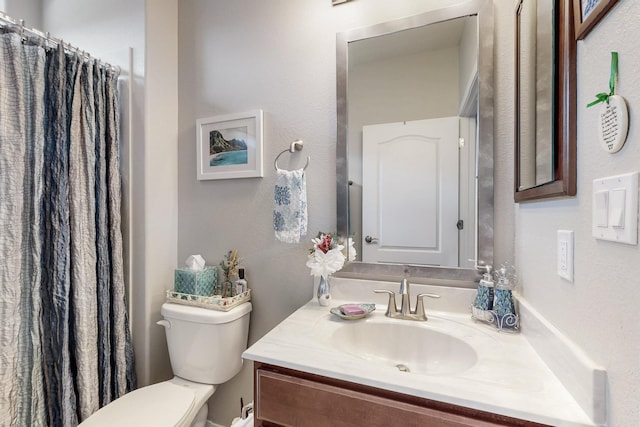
573;0;619;40
196;110;264;180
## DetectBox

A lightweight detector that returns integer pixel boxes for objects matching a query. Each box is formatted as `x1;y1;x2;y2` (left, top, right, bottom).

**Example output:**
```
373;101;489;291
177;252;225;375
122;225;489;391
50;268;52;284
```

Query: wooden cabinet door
255;366;545;427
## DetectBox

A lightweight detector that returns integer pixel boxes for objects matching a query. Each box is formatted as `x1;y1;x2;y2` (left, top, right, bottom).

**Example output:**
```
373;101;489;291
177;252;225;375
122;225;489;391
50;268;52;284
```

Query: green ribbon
587;52;618;107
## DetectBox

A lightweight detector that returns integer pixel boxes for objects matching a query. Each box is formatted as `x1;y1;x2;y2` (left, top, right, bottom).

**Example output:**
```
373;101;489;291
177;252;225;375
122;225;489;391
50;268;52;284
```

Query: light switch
592;172;639;245
595;190;609;227
609;189;626;228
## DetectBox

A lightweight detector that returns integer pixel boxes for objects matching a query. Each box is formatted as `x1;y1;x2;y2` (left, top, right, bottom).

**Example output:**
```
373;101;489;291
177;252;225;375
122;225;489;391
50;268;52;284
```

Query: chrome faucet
374;272;440;321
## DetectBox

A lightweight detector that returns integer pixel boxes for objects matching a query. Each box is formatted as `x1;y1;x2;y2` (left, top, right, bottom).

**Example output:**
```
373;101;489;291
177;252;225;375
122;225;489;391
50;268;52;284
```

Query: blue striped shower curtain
0;29;136;426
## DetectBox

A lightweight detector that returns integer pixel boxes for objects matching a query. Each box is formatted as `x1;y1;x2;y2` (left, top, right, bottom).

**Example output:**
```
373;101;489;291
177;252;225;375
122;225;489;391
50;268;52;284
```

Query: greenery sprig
220;249;240;283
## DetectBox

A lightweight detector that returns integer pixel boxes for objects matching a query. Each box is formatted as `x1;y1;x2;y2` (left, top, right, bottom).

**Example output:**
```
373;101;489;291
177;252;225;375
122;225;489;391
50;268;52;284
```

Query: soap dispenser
473;265;494;311
493;267;515;318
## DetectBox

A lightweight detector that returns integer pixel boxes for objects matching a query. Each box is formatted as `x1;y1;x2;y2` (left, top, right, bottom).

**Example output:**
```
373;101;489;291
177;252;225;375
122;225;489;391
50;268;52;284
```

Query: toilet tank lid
161;301;252;324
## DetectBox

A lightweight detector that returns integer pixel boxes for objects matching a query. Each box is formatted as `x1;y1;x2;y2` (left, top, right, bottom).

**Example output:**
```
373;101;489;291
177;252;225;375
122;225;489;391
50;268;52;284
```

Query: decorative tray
166;289;251;311
330;303;376;320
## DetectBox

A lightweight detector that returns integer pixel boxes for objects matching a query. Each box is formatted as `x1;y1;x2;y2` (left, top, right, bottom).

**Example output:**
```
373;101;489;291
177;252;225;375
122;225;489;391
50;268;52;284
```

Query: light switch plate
592;172;639;245
557;230;574;282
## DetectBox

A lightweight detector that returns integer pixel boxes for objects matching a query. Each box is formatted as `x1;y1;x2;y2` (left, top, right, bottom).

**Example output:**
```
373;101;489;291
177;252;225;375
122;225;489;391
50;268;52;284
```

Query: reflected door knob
365;235;379;244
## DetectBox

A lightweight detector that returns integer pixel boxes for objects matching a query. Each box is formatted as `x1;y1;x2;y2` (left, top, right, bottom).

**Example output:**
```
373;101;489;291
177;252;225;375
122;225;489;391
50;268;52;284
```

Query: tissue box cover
174;267;217;296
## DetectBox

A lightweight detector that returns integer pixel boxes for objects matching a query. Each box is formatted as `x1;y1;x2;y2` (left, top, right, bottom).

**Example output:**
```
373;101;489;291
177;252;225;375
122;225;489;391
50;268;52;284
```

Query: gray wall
0;0;41;27
177;1;459;424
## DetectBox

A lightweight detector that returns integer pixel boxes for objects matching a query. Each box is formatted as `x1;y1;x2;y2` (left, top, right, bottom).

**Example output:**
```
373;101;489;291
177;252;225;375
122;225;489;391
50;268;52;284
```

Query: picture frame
196;110;263;180
573;0;618;40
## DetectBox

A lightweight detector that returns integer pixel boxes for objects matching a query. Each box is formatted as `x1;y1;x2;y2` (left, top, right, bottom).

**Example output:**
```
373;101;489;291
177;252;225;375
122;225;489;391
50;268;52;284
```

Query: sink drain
395;363;410;373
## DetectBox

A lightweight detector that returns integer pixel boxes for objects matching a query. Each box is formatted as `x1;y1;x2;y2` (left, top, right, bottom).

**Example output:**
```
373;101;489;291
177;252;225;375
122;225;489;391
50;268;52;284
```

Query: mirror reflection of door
362;117;459;266
347;14;479;268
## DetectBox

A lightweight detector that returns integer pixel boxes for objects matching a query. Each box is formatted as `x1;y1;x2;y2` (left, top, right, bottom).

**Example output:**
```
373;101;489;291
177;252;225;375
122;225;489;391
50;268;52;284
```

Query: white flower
306;247;346;279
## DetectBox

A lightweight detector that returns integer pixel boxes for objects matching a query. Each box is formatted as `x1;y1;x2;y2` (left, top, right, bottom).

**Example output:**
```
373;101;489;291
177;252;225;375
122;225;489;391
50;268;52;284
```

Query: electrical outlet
557;230;574;282
559;240;568;271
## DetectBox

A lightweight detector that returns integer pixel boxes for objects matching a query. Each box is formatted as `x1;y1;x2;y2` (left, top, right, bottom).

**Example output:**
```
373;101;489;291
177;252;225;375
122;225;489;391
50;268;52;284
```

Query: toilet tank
160;302;252;384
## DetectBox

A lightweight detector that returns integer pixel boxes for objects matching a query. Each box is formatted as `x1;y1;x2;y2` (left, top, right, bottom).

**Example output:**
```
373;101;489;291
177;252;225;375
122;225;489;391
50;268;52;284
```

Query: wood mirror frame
515;0;576;202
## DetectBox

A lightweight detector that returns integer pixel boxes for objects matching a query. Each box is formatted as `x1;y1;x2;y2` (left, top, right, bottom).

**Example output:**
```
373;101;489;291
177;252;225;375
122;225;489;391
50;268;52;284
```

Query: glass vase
317;276;331;306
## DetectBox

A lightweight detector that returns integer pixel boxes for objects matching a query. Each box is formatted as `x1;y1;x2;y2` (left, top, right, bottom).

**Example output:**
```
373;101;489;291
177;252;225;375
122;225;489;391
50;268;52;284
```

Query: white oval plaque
598;94;629;153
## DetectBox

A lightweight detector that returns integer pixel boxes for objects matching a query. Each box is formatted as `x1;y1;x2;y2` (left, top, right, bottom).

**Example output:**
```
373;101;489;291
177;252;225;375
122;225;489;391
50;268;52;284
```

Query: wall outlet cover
557;230;574;282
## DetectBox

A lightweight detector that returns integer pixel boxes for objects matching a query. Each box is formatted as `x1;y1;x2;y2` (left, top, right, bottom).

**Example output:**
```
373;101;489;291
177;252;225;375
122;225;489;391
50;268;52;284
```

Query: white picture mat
196;110;264;180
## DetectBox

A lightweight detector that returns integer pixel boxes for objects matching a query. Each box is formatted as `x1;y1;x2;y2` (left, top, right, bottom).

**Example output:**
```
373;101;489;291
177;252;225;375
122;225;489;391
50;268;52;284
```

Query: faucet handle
374;289;398;316
414;293;440;320
417;293;441;299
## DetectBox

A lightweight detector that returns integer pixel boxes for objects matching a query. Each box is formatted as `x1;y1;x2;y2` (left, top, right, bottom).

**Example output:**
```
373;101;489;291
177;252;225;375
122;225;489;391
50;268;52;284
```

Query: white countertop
244;296;597;427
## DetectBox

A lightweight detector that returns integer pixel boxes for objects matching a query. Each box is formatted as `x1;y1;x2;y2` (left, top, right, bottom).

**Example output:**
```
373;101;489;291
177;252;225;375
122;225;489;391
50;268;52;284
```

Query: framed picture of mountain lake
196;110;264;180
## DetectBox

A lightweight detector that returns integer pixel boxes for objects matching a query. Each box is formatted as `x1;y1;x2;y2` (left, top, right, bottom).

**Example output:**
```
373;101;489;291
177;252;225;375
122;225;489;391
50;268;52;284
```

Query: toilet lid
80;382;195;426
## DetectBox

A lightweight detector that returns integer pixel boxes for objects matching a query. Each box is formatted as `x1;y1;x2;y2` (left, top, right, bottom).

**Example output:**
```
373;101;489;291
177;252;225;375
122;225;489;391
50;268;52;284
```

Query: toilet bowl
80;301;252;427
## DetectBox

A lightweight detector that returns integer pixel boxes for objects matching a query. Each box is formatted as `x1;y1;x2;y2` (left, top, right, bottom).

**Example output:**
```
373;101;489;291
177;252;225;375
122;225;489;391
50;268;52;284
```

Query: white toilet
80;301;252;427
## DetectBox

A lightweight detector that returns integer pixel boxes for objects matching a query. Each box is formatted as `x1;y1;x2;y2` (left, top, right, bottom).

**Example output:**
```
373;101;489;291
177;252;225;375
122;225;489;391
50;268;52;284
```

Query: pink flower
317;234;333;253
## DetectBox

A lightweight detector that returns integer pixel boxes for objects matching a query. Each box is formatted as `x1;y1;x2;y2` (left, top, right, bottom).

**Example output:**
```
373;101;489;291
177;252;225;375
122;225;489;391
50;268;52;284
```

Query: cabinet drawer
256;368;508;427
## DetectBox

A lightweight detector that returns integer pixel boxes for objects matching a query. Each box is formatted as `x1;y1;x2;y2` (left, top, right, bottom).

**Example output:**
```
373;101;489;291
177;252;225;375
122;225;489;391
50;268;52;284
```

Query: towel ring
274;139;310;171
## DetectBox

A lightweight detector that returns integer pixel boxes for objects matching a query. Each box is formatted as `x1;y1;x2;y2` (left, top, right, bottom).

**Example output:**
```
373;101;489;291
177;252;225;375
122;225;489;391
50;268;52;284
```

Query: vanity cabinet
254;362;550;427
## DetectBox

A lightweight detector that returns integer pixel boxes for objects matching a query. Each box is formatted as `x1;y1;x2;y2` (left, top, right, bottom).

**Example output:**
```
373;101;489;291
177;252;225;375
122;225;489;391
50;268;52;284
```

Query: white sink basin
329;320;478;375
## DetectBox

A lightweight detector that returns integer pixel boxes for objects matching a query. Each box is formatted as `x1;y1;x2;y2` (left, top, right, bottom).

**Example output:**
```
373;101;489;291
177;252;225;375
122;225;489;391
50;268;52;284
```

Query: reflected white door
362;117;459;266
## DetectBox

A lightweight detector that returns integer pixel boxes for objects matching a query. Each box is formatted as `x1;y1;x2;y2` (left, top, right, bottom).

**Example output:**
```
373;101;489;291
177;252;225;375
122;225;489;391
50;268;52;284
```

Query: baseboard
206;421;225;427
518;296;607;426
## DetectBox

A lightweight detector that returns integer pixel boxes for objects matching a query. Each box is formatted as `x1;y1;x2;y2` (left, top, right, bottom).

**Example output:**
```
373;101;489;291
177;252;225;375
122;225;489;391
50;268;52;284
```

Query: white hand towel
274;168;307;243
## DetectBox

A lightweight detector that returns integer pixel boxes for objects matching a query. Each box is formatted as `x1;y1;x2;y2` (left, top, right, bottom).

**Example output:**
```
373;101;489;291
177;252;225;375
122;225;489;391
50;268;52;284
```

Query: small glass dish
330;303;376;320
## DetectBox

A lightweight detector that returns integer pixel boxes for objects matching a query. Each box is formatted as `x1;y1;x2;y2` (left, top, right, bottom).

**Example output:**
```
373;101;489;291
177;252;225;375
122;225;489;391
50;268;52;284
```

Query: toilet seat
80;381;195;426
80;301;249;426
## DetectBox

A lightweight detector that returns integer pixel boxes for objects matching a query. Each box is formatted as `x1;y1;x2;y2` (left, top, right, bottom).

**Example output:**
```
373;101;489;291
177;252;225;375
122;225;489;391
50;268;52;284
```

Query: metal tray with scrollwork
471;305;519;332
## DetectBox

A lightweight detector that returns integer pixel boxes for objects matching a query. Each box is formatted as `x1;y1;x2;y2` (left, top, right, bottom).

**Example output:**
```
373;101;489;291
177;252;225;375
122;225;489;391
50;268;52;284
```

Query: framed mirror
515;0;576;202
336;0;493;285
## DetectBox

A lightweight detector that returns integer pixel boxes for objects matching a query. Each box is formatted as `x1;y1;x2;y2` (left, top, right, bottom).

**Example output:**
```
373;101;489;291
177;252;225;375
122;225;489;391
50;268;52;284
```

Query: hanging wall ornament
587;52;629;153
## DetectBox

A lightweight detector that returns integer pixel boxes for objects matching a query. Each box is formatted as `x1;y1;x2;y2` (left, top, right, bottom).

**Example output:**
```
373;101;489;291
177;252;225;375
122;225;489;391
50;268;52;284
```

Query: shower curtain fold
0;32;47;427
0;29;136;427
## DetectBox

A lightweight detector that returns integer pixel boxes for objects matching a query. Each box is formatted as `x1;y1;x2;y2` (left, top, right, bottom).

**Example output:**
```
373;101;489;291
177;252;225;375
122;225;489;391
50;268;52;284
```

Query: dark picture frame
573;0;619;40
515;0;577;202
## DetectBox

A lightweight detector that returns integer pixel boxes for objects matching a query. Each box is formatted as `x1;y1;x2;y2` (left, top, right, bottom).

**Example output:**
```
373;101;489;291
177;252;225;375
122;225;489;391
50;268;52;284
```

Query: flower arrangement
305;232;356;279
